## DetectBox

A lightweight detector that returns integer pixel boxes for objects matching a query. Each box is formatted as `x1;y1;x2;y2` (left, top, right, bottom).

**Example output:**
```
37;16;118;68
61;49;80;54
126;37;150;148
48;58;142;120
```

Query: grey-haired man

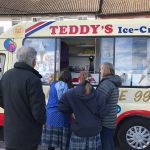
0;46;46;150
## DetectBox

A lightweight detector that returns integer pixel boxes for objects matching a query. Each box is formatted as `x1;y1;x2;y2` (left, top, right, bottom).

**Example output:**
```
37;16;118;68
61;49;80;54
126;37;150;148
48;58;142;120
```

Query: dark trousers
101;126;115;150
6;145;38;150
48;147;55;150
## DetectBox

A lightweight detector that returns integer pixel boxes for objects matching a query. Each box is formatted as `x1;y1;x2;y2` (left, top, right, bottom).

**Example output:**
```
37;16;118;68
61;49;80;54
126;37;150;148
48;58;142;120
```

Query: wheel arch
116;110;150;134
115;110;150;150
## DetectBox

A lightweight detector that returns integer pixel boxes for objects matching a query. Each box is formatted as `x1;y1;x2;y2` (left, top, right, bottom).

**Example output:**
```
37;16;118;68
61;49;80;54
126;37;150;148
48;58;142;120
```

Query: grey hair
101;62;115;75
16;46;37;66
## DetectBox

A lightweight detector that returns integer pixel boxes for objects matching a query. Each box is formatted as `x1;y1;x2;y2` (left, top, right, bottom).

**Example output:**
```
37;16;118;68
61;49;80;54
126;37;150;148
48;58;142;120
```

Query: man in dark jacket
0;46;46;150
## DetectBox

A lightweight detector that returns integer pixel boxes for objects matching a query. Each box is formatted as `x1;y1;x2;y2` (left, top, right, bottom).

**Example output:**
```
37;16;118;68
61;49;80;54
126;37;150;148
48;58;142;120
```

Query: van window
100;38;114;64
100;37;150;87
24;38;56;84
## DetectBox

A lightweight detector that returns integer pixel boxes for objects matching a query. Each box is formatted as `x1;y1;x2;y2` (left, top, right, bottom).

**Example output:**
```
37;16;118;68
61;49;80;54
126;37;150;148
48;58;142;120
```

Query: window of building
12;18;21;26
32;17;41;22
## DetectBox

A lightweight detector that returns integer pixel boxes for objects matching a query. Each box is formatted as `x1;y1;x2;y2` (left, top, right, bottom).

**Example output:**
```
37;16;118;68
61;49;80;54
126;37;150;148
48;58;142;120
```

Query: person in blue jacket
41;70;73;150
58;71;108;150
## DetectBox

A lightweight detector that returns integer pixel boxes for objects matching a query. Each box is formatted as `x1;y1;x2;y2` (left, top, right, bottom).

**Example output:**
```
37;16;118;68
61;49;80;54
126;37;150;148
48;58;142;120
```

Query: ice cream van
0;18;150;149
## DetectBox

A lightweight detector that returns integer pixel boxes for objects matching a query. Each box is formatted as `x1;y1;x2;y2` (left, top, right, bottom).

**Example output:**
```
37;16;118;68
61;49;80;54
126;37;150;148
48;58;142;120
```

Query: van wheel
117;117;150;150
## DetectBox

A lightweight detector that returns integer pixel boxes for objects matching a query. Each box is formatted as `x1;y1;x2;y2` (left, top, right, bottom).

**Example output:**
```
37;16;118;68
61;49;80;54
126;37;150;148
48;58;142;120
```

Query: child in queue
41;70;73;150
58;71;108;150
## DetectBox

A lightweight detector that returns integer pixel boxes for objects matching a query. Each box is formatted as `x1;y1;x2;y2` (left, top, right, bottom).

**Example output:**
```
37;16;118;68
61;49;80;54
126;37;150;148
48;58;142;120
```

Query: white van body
0;19;150;149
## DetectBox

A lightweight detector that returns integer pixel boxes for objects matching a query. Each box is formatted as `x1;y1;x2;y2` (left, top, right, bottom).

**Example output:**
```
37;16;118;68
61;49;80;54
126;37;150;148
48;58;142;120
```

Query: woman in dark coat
59;71;108;150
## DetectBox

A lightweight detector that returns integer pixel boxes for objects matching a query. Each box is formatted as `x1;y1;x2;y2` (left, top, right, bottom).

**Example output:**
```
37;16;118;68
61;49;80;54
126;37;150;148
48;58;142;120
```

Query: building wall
0;14;96;34
0;14;149;34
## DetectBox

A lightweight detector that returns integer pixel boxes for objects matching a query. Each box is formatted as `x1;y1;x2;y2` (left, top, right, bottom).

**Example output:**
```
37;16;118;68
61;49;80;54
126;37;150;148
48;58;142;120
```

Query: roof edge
96;11;150;17
0;12;97;16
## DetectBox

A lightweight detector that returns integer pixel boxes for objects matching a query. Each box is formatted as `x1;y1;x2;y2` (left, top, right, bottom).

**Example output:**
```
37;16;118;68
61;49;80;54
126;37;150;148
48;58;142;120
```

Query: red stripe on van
117;110;150;124
25;22;45;33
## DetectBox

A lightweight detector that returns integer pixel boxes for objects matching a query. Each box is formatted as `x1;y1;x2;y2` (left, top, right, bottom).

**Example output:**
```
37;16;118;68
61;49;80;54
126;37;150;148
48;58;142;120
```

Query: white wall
0;21;12;33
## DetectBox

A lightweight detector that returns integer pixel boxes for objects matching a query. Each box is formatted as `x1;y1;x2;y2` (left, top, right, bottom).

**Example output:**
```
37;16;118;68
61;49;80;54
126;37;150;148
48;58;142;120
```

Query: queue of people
0;46;121;150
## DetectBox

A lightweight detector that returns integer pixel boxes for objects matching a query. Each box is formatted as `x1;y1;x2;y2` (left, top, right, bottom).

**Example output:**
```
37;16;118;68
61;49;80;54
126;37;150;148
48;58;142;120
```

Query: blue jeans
101;126;115;150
